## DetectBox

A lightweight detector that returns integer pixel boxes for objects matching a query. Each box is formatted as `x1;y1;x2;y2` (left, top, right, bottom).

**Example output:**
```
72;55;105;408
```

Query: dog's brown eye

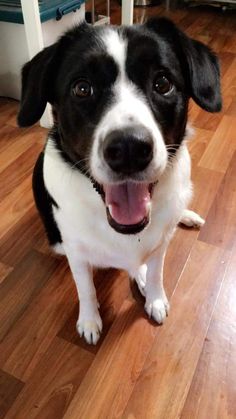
72;80;93;98
154;75;173;95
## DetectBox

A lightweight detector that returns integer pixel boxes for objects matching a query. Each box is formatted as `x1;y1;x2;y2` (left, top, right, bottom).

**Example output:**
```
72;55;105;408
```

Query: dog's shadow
85;268;161;352
58;265;162;353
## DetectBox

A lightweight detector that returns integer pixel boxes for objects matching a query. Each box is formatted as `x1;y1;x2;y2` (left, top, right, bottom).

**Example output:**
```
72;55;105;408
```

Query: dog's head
18;18;221;234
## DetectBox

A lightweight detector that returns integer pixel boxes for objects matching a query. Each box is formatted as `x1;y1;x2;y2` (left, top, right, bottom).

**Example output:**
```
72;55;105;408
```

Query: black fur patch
50;128;105;199
32;152;62;246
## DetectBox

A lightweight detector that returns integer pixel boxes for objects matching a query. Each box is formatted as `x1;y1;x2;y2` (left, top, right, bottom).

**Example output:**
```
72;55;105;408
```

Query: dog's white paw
77;312;103;345
145;297;170;324
180;209;205;229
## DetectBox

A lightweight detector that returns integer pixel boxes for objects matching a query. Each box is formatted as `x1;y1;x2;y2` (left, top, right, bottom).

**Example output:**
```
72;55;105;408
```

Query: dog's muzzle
100;127;155;234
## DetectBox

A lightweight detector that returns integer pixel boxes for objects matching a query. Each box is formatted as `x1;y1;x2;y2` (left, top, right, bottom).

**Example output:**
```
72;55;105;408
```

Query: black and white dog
18;18;221;344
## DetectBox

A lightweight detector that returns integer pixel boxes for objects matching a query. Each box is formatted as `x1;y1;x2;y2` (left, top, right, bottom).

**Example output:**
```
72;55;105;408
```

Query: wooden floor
1;2;236;418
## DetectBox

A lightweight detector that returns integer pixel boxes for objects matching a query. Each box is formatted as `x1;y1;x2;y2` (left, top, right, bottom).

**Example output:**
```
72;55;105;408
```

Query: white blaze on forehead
101;28;127;77
99;28;160;134
94;78;163;142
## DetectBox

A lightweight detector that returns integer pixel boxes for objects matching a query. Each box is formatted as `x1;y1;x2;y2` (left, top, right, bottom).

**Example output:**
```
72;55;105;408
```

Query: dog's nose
103;128;153;175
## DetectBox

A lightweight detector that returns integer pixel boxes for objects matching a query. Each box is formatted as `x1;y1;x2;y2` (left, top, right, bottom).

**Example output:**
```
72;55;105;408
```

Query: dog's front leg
144;242;169;324
64;244;102;345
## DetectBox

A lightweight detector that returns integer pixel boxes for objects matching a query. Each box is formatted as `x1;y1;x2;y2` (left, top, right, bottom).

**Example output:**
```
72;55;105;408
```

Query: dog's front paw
77;312;103;345
180;209;205;229
145;297;169;324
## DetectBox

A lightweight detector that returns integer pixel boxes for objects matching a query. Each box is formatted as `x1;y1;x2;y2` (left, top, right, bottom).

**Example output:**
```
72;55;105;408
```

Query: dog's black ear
18;43;58;127
145;18;222;112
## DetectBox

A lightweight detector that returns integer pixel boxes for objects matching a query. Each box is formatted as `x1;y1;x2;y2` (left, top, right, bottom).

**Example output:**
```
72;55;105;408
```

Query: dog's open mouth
103;182;154;234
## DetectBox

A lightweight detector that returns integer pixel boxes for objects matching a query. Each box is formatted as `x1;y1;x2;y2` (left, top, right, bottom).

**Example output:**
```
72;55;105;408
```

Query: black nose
103;128;153;175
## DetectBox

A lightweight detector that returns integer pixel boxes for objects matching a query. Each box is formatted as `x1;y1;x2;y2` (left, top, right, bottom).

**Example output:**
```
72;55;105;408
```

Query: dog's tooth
108;205;113;217
146;201;151;211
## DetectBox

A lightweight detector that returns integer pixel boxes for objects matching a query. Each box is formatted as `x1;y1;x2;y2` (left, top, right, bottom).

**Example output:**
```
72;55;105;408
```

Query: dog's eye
72;80;93;98
154;75;173;96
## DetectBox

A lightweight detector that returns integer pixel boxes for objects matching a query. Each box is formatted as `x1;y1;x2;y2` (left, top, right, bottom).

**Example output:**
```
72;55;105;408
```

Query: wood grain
187;127;213;167
221;58;236;113
0;125;26;152
0;208;44;266
0;370;24;419
0;176;34;241
5;337;94;419
0;250;58;341
0;144;42;202
181;245;236;419
63;298;158;419
1;262;76;381
0;263;13;285
199;115;236;173
0;99;19;127
122;242;230;419
0;127;44;174
199;151;236;250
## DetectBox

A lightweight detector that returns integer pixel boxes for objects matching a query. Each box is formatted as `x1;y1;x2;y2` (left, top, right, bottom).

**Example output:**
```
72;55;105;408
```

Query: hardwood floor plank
0;262;77;382
225;99;236;116
190;166;223;216
164;226;197;296
63;298;158;419
181;247;236;419
0;175;34;241
164;164;223;294
218;51;236;78
0;125;27;152
179;11;212;33
190;106;222;133
178;13;202;32
0;128;43;174
5;337;94;419
220;58;236;114
0;370;24;419
63;242;229;419
218;34;236;55
199;151;236;250
165;227;203;298
0;144;42;202
187;127;213;167
198;115;236;173
122;242;230;419
33;233;53;255
0;262;13;285
0;99;19;128
0;250;58;342
0;208;44;266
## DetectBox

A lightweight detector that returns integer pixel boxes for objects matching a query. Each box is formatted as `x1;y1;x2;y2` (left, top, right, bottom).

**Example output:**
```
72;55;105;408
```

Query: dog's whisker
70;157;90;171
166;146;180;151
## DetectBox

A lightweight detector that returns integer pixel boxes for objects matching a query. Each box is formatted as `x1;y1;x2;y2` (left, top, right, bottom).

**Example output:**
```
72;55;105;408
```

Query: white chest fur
43;139;192;276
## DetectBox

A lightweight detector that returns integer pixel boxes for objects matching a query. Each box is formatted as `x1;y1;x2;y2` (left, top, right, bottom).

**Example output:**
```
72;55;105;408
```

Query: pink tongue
104;182;150;225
